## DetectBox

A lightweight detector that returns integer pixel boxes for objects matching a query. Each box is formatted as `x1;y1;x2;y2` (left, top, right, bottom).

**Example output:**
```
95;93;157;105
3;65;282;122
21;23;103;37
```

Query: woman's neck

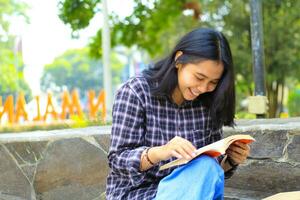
171;86;184;105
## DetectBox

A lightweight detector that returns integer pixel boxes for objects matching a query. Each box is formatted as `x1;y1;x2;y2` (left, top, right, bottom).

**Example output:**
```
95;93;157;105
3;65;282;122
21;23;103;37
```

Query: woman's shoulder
116;75;151;103
128;75;150;93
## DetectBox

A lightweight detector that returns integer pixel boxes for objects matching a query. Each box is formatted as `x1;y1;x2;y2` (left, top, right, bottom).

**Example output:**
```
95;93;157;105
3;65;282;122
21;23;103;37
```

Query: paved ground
225;187;274;200
0;193;26;200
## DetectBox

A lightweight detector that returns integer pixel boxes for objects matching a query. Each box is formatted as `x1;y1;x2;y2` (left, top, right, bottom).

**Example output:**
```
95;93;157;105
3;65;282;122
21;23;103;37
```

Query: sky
10;0;133;95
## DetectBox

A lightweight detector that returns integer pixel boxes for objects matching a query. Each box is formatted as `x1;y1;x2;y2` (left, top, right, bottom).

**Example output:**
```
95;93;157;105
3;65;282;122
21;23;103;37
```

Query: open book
159;134;255;171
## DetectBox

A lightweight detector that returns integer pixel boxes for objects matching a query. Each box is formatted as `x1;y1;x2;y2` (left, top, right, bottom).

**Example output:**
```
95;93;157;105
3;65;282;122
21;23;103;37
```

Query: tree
287;84;300;117
0;0;31;101
58;0;201;58
262;1;300;117
0;0;28;39
57;0;300;118
0;49;31;100
207;0;300;117
41;48;124;98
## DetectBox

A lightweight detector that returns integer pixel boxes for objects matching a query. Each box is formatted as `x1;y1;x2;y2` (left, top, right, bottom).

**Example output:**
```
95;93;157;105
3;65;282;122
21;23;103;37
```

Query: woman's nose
197;84;209;93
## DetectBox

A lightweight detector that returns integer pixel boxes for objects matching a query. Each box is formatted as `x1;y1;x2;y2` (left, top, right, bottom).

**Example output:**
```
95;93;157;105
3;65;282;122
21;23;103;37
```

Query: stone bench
0;118;299;200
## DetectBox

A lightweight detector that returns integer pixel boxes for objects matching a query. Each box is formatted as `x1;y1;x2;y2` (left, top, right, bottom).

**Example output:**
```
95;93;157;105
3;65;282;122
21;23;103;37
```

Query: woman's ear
174;51;183;62
175;63;182;69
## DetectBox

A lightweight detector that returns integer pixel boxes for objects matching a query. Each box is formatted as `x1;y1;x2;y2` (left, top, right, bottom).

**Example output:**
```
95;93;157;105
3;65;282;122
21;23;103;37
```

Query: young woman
106;28;250;200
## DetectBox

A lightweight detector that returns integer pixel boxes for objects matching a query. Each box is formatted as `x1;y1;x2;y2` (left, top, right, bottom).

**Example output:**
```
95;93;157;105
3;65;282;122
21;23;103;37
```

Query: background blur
0;0;299;132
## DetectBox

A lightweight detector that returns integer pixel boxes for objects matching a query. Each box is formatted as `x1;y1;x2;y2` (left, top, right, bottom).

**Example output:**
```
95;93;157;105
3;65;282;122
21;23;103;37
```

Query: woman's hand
159;136;197;161
226;142;250;165
140;136;196;171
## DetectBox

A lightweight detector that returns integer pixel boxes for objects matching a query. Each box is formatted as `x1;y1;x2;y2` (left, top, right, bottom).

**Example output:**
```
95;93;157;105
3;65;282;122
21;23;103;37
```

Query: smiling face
172;59;224;105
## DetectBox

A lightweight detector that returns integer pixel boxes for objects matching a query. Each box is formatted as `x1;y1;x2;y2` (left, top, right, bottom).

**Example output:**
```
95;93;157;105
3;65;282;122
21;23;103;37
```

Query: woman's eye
196;76;204;81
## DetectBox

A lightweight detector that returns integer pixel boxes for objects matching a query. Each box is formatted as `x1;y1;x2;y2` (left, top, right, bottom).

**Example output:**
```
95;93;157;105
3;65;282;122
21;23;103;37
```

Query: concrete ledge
0;118;299;199
0;126;111;143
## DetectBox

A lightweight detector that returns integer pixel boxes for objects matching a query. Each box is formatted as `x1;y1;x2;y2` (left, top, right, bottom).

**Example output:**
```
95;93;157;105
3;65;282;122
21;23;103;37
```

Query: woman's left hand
226;142;250;165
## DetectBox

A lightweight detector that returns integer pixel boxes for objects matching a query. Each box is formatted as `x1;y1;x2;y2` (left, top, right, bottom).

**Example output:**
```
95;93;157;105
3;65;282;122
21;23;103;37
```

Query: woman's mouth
190;88;201;97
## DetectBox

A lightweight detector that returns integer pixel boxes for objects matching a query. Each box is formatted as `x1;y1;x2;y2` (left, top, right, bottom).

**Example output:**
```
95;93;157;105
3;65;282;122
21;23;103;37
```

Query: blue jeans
154;155;224;200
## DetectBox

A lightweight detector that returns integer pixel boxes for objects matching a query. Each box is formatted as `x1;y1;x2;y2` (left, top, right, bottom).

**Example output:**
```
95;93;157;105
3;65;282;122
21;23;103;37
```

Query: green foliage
59;0;200;58
58;0;100;37
41;48;102;96
287;84;300;117
0;50;18;93
235;111;256;120
110;52;124;85
200;0;300;117
0;49;32;101
0;0;29;38
0;0;31;100
41;48;124;97
110;0;189;58
208;1;254;114
58;0;300;118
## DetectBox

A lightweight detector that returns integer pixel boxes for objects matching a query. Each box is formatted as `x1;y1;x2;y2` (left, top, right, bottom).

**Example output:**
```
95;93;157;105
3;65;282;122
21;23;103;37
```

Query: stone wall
0;118;299;200
0;127;111;200
223;118;300;199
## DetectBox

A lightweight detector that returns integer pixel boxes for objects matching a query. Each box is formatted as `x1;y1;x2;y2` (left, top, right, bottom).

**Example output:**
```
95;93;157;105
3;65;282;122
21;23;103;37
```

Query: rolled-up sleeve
108;84;147;186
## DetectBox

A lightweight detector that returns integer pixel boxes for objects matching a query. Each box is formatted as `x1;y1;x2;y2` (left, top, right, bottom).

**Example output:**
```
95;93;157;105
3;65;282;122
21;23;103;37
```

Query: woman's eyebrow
196;72;220;81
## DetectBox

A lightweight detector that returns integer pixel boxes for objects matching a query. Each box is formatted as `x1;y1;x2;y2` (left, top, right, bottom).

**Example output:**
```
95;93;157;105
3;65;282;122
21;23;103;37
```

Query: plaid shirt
106;76;224;200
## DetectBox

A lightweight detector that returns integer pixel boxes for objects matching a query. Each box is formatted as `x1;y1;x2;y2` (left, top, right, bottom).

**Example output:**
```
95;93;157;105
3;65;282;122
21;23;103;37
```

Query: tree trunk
184;1;201;19
267;81;279;118
277;82;285;116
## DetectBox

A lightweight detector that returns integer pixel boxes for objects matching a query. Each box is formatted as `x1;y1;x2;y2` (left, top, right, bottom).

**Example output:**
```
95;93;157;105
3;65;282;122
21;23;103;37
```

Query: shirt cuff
217;155;237;179
127;146;148;186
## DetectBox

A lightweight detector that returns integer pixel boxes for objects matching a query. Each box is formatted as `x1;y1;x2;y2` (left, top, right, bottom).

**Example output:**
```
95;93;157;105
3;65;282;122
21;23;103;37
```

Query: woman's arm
140;146;163;171
220;156;234;172
140;136;197;171
209;125;242;177
220;142;251;177
108;84;148;186
226;141;250;165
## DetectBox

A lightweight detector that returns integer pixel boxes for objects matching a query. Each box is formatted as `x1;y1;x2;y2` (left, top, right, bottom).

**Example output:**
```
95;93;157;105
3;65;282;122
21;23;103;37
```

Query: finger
182;145;196;158
228;146;246;156
176;146;193;160
228;145;249;157
180;142;197;158
228;155;242;165
167;137;193;159
228;148;248;159
184;140;197;152
227;150;245;164
233;142;250;151
175;137;196;157
177;137;197;152
226;152;243;164
227;149;242;159
171;150;183;159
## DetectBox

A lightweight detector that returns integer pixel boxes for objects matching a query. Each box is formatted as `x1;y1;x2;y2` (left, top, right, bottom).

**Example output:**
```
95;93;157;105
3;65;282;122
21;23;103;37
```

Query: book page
159;134;255;171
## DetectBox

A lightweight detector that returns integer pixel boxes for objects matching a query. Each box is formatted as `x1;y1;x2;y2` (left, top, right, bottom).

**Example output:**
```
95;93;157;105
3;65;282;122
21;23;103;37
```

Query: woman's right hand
159;136;197;161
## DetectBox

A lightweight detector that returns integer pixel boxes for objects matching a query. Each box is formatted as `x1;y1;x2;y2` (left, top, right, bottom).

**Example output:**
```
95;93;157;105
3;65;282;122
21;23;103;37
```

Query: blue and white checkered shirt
106;75;223;200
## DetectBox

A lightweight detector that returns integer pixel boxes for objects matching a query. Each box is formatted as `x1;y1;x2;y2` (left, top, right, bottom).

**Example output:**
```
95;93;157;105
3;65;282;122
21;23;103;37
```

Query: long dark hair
143;28;235;128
